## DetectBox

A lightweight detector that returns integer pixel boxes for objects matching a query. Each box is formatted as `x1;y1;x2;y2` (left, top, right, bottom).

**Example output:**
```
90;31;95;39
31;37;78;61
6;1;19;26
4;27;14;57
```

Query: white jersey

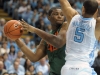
65;15;98;66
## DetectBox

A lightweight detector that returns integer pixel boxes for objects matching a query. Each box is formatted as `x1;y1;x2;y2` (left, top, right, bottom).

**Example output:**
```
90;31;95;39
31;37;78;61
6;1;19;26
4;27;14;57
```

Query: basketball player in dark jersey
15;7;68;75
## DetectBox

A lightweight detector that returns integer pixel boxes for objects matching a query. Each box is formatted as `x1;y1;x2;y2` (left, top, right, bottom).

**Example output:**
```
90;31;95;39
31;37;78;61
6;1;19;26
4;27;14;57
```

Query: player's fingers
18;20;23;26
21;20;29;27
20;20;24;24
21;27;27;31
22;19;27;24
19;21;26;27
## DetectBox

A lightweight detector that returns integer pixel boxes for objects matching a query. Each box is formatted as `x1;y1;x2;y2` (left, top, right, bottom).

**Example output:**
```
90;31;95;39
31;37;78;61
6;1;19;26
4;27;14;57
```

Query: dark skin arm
15;39;47;62
20;21;68;48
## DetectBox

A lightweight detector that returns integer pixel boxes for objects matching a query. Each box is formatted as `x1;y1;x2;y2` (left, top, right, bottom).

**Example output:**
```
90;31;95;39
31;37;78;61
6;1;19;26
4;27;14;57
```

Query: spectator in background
34;0;44;13
12;0;23;19
28;65;35;75
8;60;25;75
30;43;36;53
36;57;49;75
34;16;46;45
71;1;82;14
28;9;39;25
0;18;7;42
0;18;6;32
2;53;11;71
0;41;9;55
8;45;17;64
0;61;7;75
22;6;33;22
17;1;28;20
75;0;83;9
31;0;37;10
7;0;18;16
92;51;100;75
24;59;32;72
24;36;34;48
17;51;25;66
7;39;19;52
42;11;50;25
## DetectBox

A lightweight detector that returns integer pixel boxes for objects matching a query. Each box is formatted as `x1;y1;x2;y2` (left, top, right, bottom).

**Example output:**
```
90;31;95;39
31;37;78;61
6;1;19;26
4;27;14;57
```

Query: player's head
82;0;98;16
47;7;65;28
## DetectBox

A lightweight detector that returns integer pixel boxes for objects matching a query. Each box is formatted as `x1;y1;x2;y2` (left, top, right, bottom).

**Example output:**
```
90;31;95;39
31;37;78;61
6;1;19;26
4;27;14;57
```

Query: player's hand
19;19;30;31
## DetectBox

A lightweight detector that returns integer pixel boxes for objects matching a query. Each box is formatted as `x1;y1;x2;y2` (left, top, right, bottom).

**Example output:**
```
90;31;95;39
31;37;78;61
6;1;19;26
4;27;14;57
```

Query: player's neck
82;14;93;18
51;23;61;31
51;25;59;31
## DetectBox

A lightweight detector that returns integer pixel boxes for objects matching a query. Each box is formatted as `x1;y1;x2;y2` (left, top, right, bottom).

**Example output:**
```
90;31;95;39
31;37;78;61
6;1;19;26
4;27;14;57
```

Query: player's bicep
35;39;47;60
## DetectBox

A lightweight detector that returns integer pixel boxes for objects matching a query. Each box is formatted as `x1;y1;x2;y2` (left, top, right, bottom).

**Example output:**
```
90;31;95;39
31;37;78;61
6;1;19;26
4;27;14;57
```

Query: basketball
4;20;23;40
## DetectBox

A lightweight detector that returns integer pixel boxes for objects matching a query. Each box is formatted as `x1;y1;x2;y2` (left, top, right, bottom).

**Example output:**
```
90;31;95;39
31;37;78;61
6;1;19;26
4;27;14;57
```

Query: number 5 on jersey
74;27;85;43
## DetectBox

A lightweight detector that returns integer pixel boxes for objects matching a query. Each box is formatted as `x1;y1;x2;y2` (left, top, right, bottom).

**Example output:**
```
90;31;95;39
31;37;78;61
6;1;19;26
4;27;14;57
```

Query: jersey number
74;27;85;43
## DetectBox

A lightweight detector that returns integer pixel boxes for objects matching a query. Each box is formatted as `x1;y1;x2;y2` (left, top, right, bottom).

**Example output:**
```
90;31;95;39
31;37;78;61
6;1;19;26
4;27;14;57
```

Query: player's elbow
30;58;39;62
28;55;39;62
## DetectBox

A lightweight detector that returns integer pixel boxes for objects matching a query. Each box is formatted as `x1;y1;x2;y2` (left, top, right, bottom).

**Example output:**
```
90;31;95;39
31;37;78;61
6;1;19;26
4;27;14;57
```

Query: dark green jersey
46;29;66;75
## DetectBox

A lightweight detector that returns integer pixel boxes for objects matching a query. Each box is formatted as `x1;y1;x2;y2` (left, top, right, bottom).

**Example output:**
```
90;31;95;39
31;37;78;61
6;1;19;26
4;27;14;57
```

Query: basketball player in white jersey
59;0;100;75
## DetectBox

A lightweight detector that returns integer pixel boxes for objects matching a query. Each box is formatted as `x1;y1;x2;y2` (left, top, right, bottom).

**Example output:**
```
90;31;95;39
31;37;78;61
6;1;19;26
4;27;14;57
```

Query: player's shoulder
73;14;81;19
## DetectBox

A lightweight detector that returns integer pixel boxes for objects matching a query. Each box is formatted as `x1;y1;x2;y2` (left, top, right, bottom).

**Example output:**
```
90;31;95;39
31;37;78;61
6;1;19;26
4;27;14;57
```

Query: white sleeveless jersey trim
65;15;97;64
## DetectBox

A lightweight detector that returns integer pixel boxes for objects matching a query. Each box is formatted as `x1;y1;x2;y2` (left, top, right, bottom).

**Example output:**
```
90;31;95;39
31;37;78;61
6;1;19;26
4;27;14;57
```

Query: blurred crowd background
0;0;100;75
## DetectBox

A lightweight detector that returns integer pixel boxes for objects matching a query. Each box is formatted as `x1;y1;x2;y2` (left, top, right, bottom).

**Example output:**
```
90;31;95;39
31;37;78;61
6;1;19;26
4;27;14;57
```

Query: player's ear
96;8;98;13
93;8;98;19
82;6;85;14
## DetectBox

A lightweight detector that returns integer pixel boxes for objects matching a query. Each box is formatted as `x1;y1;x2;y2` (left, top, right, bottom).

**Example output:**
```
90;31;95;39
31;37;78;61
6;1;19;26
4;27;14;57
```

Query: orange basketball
4;20;23;40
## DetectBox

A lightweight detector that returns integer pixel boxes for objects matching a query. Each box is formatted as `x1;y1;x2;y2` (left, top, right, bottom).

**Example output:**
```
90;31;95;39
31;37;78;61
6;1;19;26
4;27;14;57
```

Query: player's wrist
15;38;24;48
28;25;35;33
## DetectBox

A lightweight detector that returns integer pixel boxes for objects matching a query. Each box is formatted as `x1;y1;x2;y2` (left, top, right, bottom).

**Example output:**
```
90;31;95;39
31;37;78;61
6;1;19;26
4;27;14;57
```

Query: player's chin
56;22;63;25
57;20;64;24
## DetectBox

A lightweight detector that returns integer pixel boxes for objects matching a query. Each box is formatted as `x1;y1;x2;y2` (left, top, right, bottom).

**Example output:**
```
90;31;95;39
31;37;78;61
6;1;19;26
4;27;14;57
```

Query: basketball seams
5;26;22;34
7;20;17;33
8;21;20;33
9;27;23;36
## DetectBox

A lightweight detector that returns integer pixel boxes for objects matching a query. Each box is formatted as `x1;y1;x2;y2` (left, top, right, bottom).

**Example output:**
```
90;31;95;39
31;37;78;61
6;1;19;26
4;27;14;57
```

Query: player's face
49;9;65;26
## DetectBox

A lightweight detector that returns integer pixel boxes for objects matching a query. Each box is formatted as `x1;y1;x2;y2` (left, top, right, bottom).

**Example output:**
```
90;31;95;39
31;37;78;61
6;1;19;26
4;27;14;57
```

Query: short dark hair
47;7;61;16
83;0;98;15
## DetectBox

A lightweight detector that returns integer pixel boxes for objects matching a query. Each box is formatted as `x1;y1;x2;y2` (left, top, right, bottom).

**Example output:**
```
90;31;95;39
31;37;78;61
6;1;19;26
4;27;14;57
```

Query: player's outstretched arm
15;39;46;62
20;20;67;48
59;0;78;24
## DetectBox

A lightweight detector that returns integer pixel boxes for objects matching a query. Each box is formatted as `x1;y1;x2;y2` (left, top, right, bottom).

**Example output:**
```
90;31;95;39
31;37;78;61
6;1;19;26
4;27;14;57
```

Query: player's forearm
29;26;62;48
59;0;78;23
15;39;38;62
59;0;71;8
59;0;71;15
